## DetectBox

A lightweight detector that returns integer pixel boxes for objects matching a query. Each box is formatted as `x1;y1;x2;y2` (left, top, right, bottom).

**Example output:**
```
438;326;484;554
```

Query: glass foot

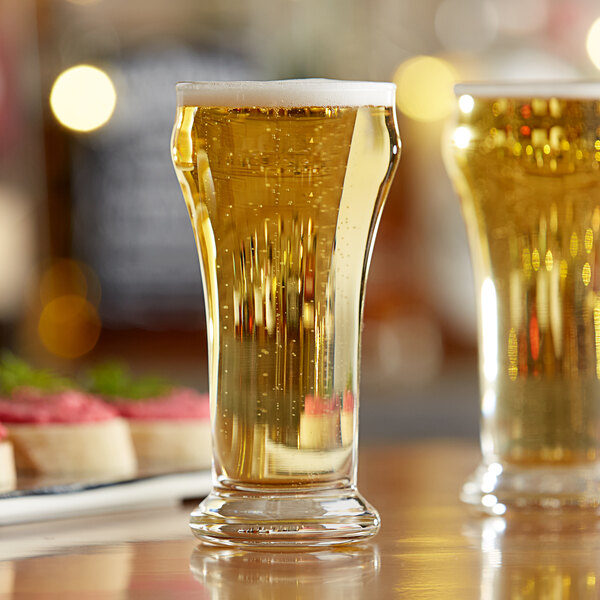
461;461;600;514
190;485;380;548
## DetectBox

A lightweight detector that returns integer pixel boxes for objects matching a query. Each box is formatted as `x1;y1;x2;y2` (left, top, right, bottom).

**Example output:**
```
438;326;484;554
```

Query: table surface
3;441;600;599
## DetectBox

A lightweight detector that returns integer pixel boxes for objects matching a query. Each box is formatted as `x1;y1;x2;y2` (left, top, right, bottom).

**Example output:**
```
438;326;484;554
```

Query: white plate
0;470;212;526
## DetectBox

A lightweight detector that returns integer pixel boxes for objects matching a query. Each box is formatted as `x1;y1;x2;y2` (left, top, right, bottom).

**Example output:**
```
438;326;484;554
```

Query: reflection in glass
189;544;380;600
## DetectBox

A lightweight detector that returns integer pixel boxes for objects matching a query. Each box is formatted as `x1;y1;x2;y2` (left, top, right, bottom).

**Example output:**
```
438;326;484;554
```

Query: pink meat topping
109;388;210;421
304;391;355;416
0;422;7;440
0;390;119;424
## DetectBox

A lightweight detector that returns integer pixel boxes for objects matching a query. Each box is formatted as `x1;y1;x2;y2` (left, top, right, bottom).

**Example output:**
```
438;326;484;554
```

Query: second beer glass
171;80;400;546
446;82;600;514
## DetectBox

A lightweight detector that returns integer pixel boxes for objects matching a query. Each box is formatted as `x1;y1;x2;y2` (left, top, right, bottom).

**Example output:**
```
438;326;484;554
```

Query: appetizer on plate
0;355;137;478
86;364;210;473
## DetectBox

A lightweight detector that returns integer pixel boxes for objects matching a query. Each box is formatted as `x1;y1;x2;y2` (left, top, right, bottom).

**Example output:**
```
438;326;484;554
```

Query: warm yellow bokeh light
38;295;101;358
452;126;472;149
587;18;600;70
458;94;475;114
393;56;458;122
50;65;116;132
39;258;102;307
40;259;88;306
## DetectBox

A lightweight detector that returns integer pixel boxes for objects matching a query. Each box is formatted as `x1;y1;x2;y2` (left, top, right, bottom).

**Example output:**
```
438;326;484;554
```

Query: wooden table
3;441;600;598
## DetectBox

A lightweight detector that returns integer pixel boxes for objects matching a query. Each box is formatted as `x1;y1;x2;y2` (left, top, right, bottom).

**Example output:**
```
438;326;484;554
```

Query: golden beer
171;80;399;545
446;82;600;511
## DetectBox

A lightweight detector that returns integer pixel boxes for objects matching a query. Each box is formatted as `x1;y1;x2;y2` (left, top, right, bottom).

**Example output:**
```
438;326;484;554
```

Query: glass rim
175;78;396;108
455;80;600;99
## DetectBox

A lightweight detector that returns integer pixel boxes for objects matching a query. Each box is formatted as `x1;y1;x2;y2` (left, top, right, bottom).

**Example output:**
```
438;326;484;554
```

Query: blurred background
1;0;600;442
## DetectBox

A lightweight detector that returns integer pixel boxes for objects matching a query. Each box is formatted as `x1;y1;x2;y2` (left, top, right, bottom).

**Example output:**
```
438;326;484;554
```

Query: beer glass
445;82;600;514
171;80;400;546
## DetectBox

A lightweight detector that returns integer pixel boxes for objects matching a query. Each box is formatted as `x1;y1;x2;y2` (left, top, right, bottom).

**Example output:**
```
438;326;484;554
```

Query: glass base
462;461;600;514
190;484;380;548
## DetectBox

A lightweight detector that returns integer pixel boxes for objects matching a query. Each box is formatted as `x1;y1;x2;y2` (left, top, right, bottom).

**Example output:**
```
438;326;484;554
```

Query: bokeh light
394;56;458;122
40;259;87;306
458;94;475;114
37;259;102;359
452;126;472;149
39;258;101;307
587;18;600;70
50;65;116;132
38;295;101;359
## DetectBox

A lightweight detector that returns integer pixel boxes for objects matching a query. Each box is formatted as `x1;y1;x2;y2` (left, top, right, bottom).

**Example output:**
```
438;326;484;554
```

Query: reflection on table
4;443;600;598
473;515;600;599
190;545;379;600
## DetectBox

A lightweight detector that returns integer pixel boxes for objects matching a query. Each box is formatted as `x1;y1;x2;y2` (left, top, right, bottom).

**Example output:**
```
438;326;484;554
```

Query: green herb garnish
85;362;172;400
0;352;76;394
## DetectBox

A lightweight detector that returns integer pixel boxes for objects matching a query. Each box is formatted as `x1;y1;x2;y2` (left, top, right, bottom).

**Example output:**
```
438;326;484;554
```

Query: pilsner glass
171;80;400;546
445;82;600;514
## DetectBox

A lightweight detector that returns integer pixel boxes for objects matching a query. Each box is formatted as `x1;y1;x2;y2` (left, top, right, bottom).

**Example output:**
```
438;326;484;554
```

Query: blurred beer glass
171;79;400;546
445;82;600;513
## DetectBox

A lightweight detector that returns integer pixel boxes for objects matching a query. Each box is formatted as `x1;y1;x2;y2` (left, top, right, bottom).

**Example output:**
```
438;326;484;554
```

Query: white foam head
455;80;600;99
176;79;396;108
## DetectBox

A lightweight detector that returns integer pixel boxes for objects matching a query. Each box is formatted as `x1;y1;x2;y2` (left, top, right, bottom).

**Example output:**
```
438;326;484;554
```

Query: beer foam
455;81;600;99
176;79;396;107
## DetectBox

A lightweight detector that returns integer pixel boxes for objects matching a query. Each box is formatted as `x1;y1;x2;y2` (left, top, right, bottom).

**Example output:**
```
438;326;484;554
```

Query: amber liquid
172;104;398;486
449;96;600;465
